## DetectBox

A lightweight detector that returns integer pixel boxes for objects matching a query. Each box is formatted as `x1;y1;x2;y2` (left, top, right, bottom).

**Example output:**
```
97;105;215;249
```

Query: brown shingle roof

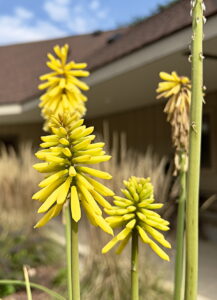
0;28;128;105
0;0;217;105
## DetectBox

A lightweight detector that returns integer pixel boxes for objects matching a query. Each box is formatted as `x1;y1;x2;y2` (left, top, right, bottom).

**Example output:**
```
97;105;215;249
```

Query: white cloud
55;0;70;4
0;0;114;45
68;16;89;34
0;7;66;45
89;1;108;20
97;9;108;19
15;7;34;20
43;0;70;22
74;5;83;14
89;0;100;11
43;0;109;34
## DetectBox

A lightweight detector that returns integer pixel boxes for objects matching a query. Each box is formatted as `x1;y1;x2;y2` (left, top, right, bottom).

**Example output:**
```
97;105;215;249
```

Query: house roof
0;0;217;105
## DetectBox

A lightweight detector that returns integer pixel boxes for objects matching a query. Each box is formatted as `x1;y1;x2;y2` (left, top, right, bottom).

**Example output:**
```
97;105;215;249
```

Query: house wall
0;91;217;195
88;91;217;196
87;102;172;158
200;91;217;195
0;122;43;149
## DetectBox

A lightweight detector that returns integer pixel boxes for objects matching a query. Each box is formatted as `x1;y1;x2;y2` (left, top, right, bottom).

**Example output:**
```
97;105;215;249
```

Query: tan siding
87;102;172;158
88;93;217;194
0;91;217;194
153;103;172;156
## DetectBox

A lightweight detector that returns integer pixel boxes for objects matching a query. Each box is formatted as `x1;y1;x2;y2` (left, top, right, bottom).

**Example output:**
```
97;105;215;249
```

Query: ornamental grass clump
33;112;114;235
39;44;89;128
102;176;171;300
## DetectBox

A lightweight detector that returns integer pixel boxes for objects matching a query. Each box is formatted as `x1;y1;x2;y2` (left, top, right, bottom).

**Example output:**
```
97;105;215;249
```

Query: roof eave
1;13;217;123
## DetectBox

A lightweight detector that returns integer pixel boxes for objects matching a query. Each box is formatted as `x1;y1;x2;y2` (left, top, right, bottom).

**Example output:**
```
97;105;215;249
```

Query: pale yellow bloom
156;71;191;119
156;71;191;174
102;177;171;261
33;113;113;235
39;44;89;125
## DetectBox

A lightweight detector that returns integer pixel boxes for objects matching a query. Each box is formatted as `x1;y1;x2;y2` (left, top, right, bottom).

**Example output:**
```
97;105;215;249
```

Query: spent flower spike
102;176;171;261
156;71;191;174
39;44;89;127
33;112;114;235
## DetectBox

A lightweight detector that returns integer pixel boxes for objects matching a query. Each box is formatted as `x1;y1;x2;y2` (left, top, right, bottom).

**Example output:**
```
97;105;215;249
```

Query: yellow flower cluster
156;71;191;119
33;113;114;235
102;177;171;261
156;72;191;173
39;44;89;124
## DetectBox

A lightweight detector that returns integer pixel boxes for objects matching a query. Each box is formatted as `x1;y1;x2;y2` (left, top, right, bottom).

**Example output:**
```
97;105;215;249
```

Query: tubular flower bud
102;177;171;261
33;113;113;235
39;44;89;127
156;71;191;174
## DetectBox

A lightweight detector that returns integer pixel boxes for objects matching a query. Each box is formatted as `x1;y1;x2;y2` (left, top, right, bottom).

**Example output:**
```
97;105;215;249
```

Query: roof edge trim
86;14;217;85
0;98;38;115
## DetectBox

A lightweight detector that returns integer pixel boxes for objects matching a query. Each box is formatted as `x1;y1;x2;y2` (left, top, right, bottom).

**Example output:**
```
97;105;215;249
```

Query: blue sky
0;0;172;45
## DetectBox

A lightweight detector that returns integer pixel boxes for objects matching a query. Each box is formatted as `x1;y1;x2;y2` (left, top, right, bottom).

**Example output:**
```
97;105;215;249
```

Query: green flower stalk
38;44;89;128
102;177;171;300
185;1;205;299
157;71;191;300
36;44;92;300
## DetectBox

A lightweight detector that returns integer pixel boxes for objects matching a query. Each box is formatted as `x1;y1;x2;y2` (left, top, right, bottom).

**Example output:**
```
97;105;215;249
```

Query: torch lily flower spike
33;112;114;235
102;176;171;261
39;44;89;128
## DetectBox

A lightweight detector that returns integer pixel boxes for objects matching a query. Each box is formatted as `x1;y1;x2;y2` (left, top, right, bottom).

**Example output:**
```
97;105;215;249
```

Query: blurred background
0;0;217;299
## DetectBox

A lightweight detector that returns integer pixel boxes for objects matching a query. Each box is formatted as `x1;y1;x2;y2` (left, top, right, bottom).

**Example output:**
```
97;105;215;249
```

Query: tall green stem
65;203;80;300
174;155;186;300
71;218;80;300
65;203;73;300
185;1;204;299
131;230;139;300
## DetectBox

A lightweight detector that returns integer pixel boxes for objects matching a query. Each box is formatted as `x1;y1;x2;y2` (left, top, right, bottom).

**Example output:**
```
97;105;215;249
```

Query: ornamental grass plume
32;112;114;236
102;176;171;261
156;71;191;174
38;44;89;126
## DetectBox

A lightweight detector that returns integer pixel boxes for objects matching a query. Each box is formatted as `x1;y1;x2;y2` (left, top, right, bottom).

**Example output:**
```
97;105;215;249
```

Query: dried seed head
156;72;191;174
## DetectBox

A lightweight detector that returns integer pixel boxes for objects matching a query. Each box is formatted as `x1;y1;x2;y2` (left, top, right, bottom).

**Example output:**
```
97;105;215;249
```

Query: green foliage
0;284;16;297
52;268;67;289
0;231;63;297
